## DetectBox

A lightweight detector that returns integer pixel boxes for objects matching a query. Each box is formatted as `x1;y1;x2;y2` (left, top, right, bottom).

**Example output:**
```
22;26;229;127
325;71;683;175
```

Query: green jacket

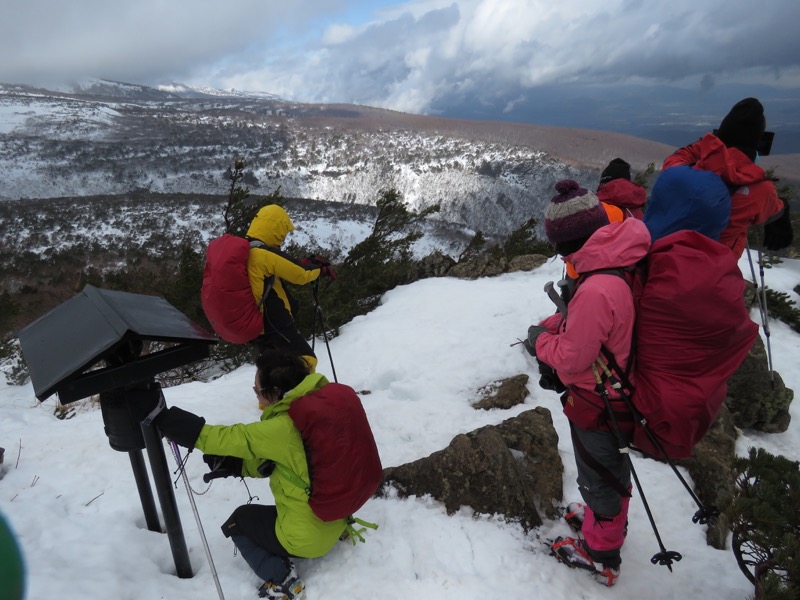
196;373;346;557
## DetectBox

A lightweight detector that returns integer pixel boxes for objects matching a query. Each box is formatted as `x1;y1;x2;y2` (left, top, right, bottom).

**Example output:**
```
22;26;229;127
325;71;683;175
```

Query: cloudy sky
3;0;800;147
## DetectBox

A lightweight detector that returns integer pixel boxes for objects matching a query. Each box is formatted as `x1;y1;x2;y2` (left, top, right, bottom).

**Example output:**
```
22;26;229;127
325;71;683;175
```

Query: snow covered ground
1;254;798;600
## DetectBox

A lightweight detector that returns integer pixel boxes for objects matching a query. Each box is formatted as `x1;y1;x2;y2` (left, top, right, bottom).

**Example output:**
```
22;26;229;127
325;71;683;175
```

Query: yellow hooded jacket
246;205;322;334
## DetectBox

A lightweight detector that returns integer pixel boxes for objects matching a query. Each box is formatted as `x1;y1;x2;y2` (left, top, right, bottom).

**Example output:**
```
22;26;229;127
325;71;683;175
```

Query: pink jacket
535;219;651;429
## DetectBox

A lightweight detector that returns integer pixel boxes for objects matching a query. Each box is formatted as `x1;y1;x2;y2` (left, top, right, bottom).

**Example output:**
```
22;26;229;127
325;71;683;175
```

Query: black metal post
141;421;193;578
128;450;161;532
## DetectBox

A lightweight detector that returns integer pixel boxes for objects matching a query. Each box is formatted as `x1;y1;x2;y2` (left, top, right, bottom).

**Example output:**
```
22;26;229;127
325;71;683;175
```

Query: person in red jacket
662;98;792;258
523;180;651;587
596;158;646;221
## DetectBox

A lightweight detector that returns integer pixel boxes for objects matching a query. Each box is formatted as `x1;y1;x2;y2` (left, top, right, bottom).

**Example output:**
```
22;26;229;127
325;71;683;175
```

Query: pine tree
299;189;439;334
502;217;553;259
725;447;800;599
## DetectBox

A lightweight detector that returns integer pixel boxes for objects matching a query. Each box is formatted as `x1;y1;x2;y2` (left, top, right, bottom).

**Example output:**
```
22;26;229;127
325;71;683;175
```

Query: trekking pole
745;239;775;387
756;235;775;388
595;353;719;525
591;364;682;572
169;442;226;600
311;282;338;383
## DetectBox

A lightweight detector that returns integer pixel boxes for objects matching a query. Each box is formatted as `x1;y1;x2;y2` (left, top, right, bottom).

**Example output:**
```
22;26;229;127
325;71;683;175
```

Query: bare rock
381;407;563;529
472;374;530;410
506;254;549;273
449;253;508;279
412;251;457;279
727;335;793;433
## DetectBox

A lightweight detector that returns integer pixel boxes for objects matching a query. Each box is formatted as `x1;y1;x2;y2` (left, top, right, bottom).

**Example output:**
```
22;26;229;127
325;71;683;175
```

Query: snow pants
571;424;632;568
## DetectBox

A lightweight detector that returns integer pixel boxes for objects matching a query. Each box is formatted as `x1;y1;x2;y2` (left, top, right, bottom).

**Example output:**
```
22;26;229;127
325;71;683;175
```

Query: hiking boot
563;502;585;533
550;536;620;587
257;563;305;600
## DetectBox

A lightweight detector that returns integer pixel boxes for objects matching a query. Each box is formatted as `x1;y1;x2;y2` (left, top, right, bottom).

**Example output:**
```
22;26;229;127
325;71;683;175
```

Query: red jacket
663;133;783;258
596;178;646;220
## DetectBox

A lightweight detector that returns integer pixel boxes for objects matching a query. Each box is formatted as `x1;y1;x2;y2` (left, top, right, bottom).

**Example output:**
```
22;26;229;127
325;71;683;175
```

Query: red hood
668;133;769;187
596;179;646;210
568;218;651;275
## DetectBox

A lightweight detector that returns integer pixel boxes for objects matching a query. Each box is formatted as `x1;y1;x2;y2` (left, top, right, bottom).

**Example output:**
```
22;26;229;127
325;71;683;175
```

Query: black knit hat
544;179;609;250
599;158;632;187
715;98;766;161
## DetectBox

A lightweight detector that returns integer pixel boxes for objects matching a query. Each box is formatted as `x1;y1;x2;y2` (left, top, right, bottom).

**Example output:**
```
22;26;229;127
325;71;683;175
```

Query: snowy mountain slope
0;79;678;235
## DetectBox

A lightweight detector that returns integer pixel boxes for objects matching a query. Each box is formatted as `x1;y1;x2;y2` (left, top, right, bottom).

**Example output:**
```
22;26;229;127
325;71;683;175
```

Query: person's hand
301;255;330;267
763;199;793;251
522;325;547;356
153;406;205;448
320;265;337;280
300;256;337;279
202;454;243;481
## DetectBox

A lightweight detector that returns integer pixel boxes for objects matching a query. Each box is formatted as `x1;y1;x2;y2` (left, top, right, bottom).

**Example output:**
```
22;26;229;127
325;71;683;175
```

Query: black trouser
250;327;315;363
222;504;296;584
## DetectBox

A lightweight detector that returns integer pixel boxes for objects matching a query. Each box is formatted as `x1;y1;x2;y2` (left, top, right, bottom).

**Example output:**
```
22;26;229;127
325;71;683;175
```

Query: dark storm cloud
227;0;800;113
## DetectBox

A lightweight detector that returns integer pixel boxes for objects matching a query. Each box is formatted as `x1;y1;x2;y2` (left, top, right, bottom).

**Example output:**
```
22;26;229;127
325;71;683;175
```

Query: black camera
537;360;566;393
757;131;775;157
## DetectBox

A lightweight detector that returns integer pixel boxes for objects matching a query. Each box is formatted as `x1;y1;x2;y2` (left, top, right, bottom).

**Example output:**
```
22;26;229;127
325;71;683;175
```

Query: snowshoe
550;536;620;587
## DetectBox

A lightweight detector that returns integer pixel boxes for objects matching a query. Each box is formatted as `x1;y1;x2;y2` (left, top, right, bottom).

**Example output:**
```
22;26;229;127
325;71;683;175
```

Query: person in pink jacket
523;179;651;587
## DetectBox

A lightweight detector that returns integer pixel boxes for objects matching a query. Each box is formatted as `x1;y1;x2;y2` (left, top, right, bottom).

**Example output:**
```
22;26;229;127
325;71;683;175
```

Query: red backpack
201;234;264;344
284;383;383;521
618;231;758;458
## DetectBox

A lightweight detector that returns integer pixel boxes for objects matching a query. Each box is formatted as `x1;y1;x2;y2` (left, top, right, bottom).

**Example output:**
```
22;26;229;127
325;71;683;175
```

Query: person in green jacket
154;349;347;600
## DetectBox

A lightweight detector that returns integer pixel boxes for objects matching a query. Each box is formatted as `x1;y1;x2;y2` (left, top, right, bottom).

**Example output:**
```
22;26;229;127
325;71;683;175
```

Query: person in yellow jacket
245;205;336;372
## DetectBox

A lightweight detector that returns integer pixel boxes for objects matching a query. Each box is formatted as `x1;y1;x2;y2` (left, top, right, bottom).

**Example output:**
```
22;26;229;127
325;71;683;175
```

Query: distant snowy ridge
0;79;679;234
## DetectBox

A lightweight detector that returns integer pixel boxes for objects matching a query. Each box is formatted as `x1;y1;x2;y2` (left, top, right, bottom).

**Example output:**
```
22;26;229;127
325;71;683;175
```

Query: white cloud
2;0;799;115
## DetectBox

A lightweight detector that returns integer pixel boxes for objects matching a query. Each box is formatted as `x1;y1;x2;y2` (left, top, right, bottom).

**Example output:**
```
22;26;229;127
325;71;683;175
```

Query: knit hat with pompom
544;179;609;253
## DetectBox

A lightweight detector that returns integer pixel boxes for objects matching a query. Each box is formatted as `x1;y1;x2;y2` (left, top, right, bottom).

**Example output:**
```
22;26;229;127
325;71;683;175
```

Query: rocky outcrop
411;251;457;279
726;335;793;433
380;406;563;529
448;253;508;279
445;252;549;279
472;374;529;410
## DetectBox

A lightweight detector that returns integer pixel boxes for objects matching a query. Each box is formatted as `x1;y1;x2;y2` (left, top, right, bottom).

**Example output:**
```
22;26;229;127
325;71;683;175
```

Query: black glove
537;359;566;393
523;325;547;356
202;454;243;482
763;199;793;251
154;406;205;448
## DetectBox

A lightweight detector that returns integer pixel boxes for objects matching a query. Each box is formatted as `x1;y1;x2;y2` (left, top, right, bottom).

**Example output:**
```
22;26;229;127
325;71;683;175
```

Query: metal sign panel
18;285;217;401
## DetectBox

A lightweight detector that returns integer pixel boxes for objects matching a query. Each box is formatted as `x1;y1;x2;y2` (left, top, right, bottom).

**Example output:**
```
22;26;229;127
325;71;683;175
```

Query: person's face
253;372;273;410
